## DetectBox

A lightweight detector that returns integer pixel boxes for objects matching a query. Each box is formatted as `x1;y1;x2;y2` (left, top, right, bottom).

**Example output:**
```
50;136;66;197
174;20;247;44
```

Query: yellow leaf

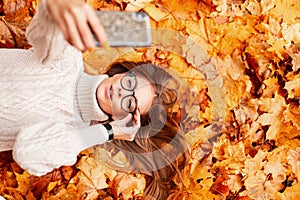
275;184;300;200
282;23;300;45
225;174;243;193
69;172;99;200
243;150;268;176
242;171;273;199
156;0;202;20
264;152;287;183
284;102;300;129
47;181;58;193
14;171;32;195
191;166;214;189
261;0;275;14
76;155;117;189
246;1;261;16
185;125;210;147
284;77;300;99
111;172;146;199
256;94;286;139
287;147;300;177
189;188;224;200
211;17;256;56
269;0;300;24
143;4;169;22
275;126;300;149
124;0;154;11
267;36;289;60
262;77;280;98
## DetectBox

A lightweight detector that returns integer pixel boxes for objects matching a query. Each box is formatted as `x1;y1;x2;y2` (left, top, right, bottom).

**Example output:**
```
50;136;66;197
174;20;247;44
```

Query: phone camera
135;12;147;21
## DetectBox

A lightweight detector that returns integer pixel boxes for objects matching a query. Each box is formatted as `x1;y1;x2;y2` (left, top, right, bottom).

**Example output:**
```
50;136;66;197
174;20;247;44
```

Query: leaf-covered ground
0;0;299;199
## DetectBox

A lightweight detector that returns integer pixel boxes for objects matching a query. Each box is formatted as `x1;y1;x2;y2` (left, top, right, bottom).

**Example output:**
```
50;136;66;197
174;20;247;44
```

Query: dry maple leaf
0;16;30;48
124;0;153;11
283;102;300;129
242;170;278;199
76;155;117;190
110;172;146;199
2;0;27;15
284;75;300;99
1;0;300;199
268;0;300;24
287;147;300;180
255;94;286;140
275;184;300;200
275;125;300;150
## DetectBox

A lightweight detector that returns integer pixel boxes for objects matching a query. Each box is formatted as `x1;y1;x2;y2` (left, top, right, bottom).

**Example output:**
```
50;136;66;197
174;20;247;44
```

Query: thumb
119;113;133;124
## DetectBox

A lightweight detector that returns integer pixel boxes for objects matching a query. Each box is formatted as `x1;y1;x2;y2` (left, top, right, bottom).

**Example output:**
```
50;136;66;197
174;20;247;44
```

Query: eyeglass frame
120;72;138;116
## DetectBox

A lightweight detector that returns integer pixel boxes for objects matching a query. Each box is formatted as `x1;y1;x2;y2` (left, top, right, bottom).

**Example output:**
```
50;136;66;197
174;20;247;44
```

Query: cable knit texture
0;1;109;176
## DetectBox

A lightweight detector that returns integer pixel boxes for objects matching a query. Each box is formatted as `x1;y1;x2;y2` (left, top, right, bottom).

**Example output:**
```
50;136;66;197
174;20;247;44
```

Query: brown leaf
3;0;26;15
210;175;230;197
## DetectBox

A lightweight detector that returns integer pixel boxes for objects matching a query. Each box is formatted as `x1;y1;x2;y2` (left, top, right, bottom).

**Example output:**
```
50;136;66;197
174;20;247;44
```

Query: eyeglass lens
120;73;138;113
121;95;137;113
120;73;137;91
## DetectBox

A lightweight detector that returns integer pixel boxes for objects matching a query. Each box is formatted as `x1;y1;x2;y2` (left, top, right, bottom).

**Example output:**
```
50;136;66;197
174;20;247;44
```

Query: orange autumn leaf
0;0;300;199
76;155;117;190
268;0;300;24
275;184;300;200
110;172;146;199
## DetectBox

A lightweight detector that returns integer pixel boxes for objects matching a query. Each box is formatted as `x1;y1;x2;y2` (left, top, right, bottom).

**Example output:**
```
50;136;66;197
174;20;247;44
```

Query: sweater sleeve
25;0;80;64
12;121;109;176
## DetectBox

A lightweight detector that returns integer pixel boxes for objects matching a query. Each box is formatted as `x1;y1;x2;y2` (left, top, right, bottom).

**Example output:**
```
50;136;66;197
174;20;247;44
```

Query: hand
110;109;141;141
46;0;107;51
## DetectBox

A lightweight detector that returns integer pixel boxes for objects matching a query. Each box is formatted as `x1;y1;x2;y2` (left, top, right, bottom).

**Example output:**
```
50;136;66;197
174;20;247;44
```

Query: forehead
134;75;155;115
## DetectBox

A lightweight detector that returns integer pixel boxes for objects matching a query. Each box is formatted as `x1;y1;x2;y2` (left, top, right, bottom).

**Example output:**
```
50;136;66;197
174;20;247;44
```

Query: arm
46;0;107;51
26;0;78;64
12;121;109;176
26;0;107;64
12;113;140;176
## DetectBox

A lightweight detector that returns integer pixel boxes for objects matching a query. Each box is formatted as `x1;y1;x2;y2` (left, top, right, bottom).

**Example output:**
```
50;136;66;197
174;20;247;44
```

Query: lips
110;85;113;101
106;85;113;102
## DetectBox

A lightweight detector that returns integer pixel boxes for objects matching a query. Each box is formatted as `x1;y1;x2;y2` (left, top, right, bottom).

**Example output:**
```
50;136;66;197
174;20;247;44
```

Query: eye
127;98;132;109
126;79;132;89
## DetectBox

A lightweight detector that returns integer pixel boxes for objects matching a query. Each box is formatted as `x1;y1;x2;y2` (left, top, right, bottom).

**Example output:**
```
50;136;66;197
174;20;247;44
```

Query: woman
0;0;189;199
103;61;190;199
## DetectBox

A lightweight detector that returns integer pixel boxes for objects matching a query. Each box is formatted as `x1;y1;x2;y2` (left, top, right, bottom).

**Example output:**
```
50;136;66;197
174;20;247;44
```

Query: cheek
134;79;155;114
139;98;153;115
136;90;154;115
111;99;127;119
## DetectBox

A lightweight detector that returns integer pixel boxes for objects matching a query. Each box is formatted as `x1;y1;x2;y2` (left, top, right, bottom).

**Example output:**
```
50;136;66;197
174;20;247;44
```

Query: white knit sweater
0;1;111;176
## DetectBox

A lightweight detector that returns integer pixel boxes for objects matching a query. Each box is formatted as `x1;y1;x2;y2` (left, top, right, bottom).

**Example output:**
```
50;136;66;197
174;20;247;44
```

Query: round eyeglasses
120;72;138;114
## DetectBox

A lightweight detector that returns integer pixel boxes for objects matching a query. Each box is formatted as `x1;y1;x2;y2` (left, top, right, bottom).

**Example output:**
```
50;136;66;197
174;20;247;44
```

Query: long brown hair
104;61;190;199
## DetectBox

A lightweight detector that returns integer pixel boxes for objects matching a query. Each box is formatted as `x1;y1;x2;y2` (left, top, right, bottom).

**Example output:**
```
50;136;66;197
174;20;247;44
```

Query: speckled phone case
95;11;152;47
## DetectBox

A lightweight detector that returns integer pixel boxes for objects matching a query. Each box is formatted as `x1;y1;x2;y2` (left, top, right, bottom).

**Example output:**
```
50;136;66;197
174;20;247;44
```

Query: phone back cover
95;11;152;47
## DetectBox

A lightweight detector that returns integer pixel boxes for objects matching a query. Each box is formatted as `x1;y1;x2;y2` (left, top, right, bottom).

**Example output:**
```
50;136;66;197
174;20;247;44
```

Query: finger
47;5;69;40
86;6;108;46
64;11;85;51
73;5;95;50
121;113;133;124
133;109;141;125
56;19;69;41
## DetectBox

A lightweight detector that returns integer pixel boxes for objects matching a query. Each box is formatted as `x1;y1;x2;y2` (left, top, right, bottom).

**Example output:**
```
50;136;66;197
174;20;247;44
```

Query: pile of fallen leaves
1;0;299;199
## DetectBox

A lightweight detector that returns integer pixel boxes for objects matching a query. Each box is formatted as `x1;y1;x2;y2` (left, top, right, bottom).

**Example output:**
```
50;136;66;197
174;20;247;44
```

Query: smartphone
94;11;152;47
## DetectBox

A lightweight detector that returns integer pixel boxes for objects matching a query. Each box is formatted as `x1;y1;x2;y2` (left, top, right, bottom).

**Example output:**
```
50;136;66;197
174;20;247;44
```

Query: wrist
103;123;114;140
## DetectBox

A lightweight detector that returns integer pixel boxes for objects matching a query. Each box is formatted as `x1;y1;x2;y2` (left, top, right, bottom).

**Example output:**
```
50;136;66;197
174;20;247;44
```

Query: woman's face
96;73;155;119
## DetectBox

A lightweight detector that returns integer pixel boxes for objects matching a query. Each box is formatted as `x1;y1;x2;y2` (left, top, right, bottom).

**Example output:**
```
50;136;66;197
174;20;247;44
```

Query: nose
118;87;134;97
